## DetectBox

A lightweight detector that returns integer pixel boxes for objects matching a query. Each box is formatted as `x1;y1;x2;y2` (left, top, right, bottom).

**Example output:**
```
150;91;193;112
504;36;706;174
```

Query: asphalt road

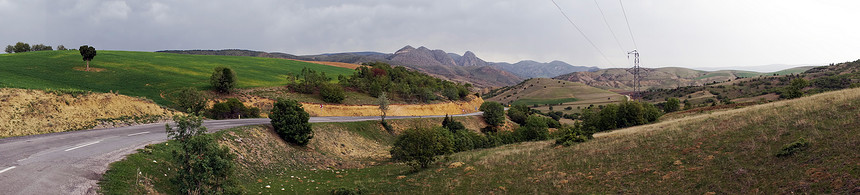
0;112;481;195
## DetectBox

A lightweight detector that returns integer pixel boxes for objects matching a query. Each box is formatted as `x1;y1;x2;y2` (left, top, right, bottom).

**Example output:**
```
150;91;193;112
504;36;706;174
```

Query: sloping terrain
0;88;174;138
641;59;860;107
554;66;814;91
104;86;860;194
0;50;354;105
485;78;625;113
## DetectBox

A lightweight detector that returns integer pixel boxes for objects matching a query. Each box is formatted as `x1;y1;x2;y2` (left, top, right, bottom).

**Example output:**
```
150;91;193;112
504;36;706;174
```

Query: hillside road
0;112;481;195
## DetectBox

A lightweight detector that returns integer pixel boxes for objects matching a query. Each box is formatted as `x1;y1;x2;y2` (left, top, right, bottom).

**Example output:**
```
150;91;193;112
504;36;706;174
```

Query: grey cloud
2;0;860;69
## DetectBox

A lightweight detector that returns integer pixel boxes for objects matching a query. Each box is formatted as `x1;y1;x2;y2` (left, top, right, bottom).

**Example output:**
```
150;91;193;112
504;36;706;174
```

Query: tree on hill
480;101;505;130
506;104;532;125
319;83;345;103
390;127;454;170
31;44;52;51
79;45;97;71
4;45;12;53
664;97;680;113
56;45;66;50
13;42;30;53
210;66;237;94
378;92;390;122
270;99;313;146
784;78;809;99
165;114;238;194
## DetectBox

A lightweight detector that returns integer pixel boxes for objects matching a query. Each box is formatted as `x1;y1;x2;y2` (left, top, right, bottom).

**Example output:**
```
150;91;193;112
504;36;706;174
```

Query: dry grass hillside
0;88;174;138
212;94;485;117
302;96;484;117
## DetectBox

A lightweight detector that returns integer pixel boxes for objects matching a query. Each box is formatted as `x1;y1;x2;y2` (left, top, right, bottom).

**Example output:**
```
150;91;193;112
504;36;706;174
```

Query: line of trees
4;42;67;53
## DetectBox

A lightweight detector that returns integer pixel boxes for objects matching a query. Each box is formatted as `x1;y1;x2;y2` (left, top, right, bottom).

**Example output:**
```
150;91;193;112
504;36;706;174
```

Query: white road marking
64;140;101;152
0;166;15;174
127;131;150;136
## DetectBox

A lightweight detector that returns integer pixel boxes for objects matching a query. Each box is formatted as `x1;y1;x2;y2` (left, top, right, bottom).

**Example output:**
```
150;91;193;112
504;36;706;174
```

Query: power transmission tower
628;49;640;101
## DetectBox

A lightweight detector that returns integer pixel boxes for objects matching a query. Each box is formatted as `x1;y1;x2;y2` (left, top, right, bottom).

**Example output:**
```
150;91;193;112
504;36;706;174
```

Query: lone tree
165;114;237;194
378;92;390;122
270;99;313;146
210;66;237;94
664;97;680;113
79;45;97;71
480;101;505;129
390;127;453;170
784;78;809;99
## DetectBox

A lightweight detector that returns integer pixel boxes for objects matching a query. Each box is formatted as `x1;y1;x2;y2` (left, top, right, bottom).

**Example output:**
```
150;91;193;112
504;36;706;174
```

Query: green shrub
664;97;680;113
270;99;314;146
480;101;505;127
555;123;594;146
776;137;809;157
169;87;208;113
319;83;345;103
209;98;260;119
165;114;238;194
390;127;453;170
210;66;237;94
783;78;809;99
506;105;531;125
441;115;466;133
516;116;550;141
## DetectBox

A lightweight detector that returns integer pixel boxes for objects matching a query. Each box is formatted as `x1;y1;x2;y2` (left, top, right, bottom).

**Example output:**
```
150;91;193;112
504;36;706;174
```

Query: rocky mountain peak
395;45;415;54
458;51;488;66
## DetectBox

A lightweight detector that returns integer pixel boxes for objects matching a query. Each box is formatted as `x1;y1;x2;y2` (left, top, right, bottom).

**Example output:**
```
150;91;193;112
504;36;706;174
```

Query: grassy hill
103;87;860;194
0;50;354;105
485;78;626;113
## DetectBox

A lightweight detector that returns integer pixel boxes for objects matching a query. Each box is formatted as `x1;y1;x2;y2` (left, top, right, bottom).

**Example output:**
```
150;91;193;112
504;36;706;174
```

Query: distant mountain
553;66;815;91
491;60;598;78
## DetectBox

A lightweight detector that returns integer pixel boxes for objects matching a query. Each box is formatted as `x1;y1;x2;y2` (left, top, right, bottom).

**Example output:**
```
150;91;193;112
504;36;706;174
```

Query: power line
550;0;618;67
594;0;626;54
618;0;638;49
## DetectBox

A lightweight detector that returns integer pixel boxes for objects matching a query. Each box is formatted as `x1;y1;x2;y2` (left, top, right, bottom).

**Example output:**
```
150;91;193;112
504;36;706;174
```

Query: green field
0;50;354;105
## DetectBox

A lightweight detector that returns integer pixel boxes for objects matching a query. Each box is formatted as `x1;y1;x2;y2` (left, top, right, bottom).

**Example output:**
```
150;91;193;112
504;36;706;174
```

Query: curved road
0;113;481;195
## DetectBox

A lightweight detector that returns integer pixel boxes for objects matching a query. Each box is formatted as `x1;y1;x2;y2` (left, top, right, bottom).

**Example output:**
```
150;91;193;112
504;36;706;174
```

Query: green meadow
0;50;353;105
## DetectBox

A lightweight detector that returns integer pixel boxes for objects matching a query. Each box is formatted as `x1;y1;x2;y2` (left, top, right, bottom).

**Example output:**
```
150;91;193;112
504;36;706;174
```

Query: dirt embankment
302;96;485;117
212;94;485;117
0;88;174;138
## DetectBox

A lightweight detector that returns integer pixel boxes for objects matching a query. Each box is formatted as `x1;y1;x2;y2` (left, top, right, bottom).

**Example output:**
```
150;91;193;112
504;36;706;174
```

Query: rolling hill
485;78;625;113
553;66;815;91
0;50;354;105
640;59;860;108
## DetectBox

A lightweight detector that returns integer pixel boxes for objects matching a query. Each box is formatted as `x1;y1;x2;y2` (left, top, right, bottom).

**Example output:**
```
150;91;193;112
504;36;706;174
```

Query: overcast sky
2;0;860;70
